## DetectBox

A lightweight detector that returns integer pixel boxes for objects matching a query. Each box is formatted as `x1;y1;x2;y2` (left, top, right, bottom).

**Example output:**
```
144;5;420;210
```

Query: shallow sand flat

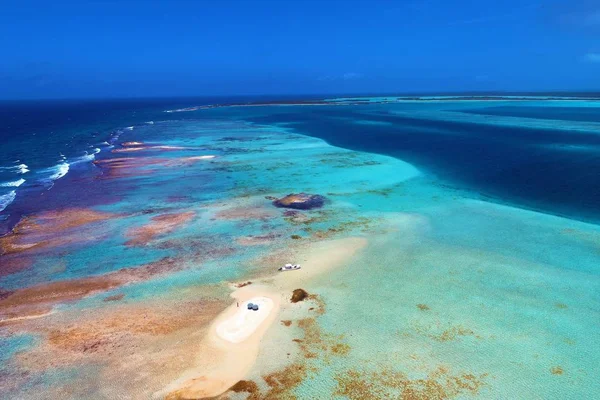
269;237;368;291
286;199;600;399
159;236;366;399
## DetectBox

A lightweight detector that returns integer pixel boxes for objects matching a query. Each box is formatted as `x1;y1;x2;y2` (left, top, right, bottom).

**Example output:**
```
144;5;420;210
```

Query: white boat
278;263;301;272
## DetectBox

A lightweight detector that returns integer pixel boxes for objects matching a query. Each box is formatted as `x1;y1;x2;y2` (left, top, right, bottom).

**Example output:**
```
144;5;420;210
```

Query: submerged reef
0;208;117;280
273;193;326;210
0;257;182;321
0;208;114;256
125;211;195;246
334;367;488;400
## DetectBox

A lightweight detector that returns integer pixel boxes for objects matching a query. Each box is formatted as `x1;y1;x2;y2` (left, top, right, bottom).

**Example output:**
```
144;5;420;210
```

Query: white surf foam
47;162;70;181
69;148;101;166
0;179;25;187
0;191;16;212
16;163;29;174
0;163;30;174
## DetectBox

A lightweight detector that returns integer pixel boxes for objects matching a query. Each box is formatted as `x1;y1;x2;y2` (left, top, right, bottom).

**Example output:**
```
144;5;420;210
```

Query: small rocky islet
272;193;326;210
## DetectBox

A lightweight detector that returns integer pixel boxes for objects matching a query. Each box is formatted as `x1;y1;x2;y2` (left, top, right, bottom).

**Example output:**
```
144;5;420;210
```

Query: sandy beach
158;236;366;399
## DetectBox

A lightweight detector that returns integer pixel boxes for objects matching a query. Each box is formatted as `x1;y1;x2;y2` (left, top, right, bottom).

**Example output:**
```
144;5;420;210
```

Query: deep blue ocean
247;103;600;222
2;96;600;231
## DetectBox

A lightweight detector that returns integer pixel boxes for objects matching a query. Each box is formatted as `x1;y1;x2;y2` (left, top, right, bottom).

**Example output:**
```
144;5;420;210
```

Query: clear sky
1;0;599;99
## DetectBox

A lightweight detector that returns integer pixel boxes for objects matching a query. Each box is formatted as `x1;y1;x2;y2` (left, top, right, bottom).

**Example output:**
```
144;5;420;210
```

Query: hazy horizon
4;89;600;103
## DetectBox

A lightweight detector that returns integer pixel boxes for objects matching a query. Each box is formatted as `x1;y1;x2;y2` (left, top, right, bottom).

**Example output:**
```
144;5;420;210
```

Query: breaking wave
0;191;16;212
46;162;70;181
0;179;26;187
0;163;29;174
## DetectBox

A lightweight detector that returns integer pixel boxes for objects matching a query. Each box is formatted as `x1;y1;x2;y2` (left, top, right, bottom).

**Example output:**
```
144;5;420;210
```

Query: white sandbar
215;296;274;343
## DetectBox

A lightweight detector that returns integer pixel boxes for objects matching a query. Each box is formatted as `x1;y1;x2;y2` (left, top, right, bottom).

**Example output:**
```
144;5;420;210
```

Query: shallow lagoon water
0;98;599;399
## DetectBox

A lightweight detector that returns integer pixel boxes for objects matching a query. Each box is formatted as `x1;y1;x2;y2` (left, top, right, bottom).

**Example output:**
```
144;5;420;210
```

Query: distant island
165;94;600;113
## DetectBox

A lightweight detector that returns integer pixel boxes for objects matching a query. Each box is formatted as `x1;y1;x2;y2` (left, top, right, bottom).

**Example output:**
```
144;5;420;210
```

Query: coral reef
125;211;195;246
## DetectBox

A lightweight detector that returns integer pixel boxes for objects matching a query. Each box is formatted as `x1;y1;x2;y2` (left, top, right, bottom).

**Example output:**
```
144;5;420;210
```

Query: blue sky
1;0;599;99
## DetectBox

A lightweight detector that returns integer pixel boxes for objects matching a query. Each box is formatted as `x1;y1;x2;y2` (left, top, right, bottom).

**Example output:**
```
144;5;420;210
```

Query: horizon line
3;89;600;102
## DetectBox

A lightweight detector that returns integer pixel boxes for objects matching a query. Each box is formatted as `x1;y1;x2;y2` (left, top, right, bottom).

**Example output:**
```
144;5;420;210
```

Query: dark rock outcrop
273;193;326;210
291;289;309;303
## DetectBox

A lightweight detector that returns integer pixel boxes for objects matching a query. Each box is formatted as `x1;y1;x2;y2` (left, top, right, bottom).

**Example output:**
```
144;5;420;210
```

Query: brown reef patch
229;380;260;399
331;342;351;356
432;326;481;342
335;366;488;400
0;257;182;321
125;211;195;246
13;296;229;398
255;316;349;397
550;366;564;375
95;154;213;180
311;216;378;239
156;238;237;262
94;157;169;179
0;256;31;278
281;320;292;327
103;293;125;302
46;303;210;353
282;209;333;226
237;233;280;246
0;208;114;256
215;206;275;221
417;304;430;311
261;364;308;399
411;322;482;342
0;276;121;322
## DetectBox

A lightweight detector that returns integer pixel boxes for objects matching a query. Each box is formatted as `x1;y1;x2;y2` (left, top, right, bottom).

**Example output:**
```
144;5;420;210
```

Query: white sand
215;297;274;343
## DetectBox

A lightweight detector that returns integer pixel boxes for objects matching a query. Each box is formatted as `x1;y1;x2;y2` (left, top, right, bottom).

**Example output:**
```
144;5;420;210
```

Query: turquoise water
1;97;599;399
302;199;600;398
